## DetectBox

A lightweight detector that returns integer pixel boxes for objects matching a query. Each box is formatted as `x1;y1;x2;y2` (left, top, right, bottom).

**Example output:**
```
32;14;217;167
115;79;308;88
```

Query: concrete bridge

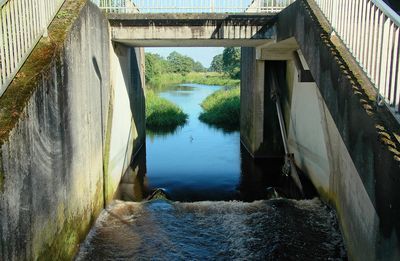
0;0;399;260
108;13;276;47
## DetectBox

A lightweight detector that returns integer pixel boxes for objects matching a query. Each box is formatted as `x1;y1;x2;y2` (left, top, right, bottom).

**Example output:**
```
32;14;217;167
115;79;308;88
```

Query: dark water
76;84;347;260
120;84;306;202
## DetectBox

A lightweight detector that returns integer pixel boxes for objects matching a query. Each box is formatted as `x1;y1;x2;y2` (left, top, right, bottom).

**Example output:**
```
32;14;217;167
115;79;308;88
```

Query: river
76;84;347;260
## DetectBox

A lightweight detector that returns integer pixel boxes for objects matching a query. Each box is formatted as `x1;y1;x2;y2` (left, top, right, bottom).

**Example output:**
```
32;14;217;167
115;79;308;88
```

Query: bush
199;87;240;131
145;90;188;132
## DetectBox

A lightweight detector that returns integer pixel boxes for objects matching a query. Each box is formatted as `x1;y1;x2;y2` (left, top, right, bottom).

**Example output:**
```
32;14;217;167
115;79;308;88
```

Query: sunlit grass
147;72;240;90
199;87;240;131
145;90;188;132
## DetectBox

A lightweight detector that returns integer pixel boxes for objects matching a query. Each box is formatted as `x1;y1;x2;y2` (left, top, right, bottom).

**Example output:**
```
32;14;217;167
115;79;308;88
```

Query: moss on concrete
0;151;4;192
35;179;103;260
0;0;87;146
36;209;95;261
103;90;115;204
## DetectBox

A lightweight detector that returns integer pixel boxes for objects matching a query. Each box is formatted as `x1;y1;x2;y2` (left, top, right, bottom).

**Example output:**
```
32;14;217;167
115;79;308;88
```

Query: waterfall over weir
76;199;346;260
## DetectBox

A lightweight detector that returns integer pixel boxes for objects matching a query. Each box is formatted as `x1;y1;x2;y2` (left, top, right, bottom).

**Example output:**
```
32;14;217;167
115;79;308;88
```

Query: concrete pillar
240;47;284;158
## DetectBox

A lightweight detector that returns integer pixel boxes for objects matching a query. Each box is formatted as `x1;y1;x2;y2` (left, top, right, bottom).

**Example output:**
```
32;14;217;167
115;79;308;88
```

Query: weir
0;0;399;260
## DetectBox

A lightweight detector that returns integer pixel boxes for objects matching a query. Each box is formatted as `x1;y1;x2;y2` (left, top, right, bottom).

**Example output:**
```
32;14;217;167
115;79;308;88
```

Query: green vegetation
210;47;241;79
145;52;206;83
145;48;241;132
147;72;240;90
199;87;240;131
145;48;241;89
145;90;188;132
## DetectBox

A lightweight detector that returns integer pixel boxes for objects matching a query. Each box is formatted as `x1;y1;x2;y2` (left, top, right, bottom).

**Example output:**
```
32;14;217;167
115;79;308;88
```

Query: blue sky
145;47;224;68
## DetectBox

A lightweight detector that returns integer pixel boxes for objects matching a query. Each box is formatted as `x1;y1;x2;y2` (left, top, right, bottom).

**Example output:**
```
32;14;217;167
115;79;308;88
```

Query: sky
145;47;224;68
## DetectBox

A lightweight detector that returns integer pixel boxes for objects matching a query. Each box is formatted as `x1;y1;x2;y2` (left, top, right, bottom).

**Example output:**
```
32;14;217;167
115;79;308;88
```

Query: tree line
145;48;241;82
145;51;206;82
209;47;240;79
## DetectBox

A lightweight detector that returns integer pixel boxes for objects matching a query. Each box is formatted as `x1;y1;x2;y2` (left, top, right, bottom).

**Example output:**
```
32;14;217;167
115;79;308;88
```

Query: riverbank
199;87;240;131
145;90;188;132
147;72;240;90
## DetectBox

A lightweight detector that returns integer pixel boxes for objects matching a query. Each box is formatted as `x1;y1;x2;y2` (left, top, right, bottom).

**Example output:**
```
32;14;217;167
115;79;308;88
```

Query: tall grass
199;87;240;131
147;72;240;90
146;90;188;132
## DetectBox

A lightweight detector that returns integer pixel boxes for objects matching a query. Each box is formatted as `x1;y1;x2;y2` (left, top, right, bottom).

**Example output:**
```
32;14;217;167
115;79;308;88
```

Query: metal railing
315;0;400;115
248;0;295;13
93;0;295;13
0;0;65;97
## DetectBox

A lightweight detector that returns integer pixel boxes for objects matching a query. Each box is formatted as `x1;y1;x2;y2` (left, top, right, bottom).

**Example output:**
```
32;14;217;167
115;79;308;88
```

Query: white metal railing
315;0;400;115
0;0;65;97
93;0;295;13
247;0;295;13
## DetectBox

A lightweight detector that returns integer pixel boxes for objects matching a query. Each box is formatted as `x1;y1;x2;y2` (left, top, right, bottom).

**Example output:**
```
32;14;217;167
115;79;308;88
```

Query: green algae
103;90;115;204
0;151;4;192
35;180;104;260
36;209;96;261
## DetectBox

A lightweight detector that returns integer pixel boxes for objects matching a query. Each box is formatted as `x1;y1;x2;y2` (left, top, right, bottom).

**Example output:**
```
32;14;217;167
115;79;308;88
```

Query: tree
209;54;223;73
193;61;206;72
167;51;193;74
145;53;166;82
222;47;241;79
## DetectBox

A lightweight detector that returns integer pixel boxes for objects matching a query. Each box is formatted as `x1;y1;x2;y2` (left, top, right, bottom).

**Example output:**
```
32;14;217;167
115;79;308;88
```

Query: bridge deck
107;13;275;25
108;13;276;47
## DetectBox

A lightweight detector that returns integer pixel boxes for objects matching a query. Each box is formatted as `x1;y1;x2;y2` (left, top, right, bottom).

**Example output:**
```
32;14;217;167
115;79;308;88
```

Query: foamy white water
76;198;347;260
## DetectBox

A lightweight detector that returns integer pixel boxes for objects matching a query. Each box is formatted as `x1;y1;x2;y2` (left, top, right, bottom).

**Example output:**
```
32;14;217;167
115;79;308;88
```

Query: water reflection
117;146;148;202
119;143;312;202
146;126;185;140
119;84;313;202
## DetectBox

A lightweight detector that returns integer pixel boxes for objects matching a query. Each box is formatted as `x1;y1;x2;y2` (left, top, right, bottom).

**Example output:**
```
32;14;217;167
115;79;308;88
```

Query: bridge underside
114;39;272;47
108;13;276;47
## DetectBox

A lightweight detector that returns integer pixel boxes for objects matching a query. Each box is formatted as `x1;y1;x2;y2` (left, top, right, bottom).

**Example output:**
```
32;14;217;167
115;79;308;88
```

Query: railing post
39;0;48;37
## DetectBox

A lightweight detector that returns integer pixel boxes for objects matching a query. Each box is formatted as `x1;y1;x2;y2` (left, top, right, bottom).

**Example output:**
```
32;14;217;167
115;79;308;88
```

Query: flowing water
76;84;347;260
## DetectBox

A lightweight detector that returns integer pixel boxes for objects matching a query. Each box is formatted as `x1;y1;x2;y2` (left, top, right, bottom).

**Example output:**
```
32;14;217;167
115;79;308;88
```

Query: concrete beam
116;39;272;47
108;13;276;47
256;37;298;60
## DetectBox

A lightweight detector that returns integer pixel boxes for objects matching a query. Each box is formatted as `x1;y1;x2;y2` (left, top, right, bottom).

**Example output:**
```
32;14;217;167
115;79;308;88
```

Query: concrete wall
240;48;284;158
273;0;400;259
105;43;145;204
0;1;145;260
284;60;381;261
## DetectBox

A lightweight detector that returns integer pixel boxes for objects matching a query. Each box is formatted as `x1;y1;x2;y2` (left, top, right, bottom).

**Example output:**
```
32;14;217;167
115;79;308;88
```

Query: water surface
120;84;299;202
76;83;347;260
76;199;347;260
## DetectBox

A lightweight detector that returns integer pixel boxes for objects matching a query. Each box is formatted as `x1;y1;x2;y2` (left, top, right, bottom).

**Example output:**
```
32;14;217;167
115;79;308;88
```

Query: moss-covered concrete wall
0;0;145;259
